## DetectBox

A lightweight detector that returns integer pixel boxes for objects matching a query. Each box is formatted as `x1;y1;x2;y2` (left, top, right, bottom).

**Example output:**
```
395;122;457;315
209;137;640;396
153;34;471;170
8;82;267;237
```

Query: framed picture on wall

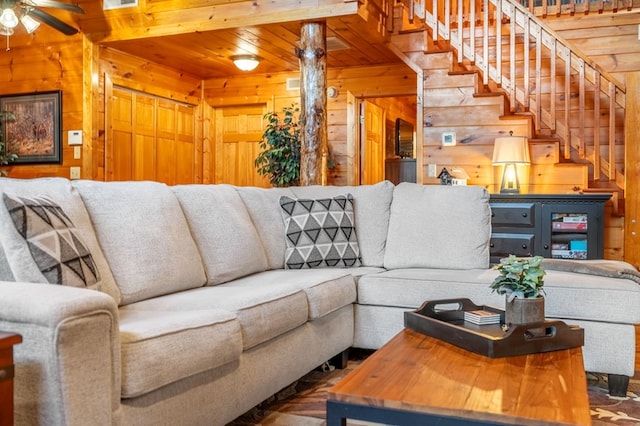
0;90;62;164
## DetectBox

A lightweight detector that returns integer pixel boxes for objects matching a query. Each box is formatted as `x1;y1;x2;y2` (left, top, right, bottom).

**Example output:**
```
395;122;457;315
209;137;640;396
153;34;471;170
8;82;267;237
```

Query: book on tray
464;310;501;325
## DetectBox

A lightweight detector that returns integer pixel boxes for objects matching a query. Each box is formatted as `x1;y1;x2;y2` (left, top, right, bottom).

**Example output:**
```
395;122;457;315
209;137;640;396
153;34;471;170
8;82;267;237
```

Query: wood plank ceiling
97;15;406;79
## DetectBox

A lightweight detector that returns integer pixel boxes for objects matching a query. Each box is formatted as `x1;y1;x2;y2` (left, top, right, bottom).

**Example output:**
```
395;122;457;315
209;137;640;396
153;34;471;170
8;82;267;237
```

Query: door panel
361;100;385;185
214;105;269;187
106;86;196;184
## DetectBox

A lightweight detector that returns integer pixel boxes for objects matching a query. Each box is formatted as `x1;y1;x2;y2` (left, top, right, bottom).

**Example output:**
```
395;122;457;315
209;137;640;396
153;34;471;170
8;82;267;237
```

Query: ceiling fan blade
20;0;84;14
28;8;79;35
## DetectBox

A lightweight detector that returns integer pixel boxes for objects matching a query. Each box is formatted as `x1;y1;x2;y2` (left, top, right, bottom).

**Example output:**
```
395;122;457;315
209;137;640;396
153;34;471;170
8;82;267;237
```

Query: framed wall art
0;90;62;164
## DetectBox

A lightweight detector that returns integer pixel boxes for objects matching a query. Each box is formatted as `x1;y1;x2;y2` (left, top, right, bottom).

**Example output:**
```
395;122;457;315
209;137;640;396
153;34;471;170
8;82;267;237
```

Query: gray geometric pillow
280;194;361;269
2;193;100;287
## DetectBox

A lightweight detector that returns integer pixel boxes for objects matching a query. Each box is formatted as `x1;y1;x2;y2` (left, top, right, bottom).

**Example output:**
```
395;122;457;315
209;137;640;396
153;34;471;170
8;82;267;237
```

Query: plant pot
505;296;545;325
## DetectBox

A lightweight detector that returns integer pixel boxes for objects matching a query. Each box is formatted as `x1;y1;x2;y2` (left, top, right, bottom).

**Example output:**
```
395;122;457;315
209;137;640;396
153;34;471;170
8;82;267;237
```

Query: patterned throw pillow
280;194;361;269
2;193;100;287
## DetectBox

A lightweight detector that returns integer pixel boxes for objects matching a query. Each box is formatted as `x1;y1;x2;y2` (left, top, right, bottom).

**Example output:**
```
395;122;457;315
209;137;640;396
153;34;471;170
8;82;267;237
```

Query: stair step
583;185;624;216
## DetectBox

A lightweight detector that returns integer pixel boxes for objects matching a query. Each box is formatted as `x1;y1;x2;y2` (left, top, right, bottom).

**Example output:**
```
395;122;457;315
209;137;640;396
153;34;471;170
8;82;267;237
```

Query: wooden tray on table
404;298;584;358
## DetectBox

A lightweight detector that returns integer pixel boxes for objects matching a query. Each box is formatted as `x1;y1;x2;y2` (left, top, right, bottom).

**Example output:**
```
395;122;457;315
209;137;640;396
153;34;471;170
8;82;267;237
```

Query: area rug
228;349;640;425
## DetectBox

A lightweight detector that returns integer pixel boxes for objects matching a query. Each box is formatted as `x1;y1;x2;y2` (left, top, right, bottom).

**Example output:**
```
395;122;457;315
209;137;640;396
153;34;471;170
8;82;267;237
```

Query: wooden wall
203;63;417;185
0;35;624;260
411;50;625;260
97;47;203;182
0;34;84;180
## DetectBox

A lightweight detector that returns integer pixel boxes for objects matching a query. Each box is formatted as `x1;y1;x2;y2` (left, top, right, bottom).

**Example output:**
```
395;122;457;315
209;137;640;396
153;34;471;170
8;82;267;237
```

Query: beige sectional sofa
0;177;638;426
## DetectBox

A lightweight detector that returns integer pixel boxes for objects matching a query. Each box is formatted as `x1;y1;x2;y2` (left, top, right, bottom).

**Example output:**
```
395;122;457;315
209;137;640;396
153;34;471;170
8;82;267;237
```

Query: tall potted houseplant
489;255;546;325
0;110;17;176
255;104;301;187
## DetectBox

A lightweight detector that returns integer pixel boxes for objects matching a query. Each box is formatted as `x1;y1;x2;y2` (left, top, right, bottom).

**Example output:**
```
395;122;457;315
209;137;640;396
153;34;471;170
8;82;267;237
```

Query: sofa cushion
3;194;100;289
172;184;268;285
290;181;394;267
280;194;360;269
383;183;491;270
236;186;296;269
118;308;242;398
357;268;501;309
122;277;309;350
232;269;357;320
0;177;121;303
72;180;206;305
357;268;640;324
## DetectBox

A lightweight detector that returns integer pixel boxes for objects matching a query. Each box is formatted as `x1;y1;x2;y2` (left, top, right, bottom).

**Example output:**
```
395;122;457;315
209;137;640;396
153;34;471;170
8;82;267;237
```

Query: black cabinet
385;158;416;184
489;194;610;263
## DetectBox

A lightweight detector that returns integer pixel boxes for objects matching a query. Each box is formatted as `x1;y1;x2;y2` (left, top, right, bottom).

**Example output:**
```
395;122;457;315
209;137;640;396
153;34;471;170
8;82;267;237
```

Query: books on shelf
552;221;587;231
551;249;588;260
563;215;587;223
464;310;501;325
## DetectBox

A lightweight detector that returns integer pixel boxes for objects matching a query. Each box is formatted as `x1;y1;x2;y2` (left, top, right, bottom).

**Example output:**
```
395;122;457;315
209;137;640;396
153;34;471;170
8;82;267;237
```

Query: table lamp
492;132;530;194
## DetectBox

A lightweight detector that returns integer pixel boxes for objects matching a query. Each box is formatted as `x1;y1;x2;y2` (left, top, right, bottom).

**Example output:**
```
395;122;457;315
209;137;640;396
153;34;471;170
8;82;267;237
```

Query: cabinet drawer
490;233;535;257
490;203;535;227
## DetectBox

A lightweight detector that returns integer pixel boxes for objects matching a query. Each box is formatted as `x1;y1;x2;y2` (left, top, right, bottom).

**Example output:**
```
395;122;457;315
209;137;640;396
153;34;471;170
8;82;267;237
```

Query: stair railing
399;0;626;187
522;0;636;18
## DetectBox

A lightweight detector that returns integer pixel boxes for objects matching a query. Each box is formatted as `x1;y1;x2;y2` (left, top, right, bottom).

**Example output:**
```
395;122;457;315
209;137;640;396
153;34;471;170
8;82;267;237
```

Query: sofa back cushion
172;184;269;285
0;177;121;303
73;180;206;305
290;181;394;267
383;183;491;269
236;186;296;269
237;181;394;269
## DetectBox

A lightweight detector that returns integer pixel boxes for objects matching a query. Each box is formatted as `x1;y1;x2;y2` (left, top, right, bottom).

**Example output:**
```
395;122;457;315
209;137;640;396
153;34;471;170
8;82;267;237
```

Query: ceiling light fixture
20;13;40;34
0;8;19;29
231;55;261;72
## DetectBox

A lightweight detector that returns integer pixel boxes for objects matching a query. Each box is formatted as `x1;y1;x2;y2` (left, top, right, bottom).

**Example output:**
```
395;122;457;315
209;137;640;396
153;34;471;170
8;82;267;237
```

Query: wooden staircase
383;0;627;213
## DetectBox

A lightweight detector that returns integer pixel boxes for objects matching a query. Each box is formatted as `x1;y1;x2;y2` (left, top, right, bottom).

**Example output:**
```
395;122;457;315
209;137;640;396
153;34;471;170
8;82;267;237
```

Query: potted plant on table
489;255;546;325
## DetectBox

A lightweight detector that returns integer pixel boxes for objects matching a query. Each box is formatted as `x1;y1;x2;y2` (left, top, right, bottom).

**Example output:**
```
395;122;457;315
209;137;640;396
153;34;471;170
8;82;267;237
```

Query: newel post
296;21;327;186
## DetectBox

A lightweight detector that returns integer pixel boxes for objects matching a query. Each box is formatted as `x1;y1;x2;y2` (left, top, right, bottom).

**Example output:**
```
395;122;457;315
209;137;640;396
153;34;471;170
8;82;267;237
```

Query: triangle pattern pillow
280;194;361;269
2;193;100;288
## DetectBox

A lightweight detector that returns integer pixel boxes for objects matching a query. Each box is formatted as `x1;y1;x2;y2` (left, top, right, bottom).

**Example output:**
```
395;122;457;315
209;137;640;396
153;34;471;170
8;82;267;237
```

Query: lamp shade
492;135;530;165
0;8;19;29
20;14;40;33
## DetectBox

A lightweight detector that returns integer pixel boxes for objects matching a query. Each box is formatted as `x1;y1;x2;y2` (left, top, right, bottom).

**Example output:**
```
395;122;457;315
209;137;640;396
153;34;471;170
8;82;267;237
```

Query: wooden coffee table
327;328;591;425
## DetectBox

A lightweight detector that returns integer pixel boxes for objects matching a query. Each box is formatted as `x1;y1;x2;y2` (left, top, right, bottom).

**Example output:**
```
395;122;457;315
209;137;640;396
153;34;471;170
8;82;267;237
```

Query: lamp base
499;163;521;194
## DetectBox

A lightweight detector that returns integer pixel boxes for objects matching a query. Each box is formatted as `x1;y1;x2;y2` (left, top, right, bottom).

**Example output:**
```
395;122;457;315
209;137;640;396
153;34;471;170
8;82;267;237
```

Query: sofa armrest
0;281;120;426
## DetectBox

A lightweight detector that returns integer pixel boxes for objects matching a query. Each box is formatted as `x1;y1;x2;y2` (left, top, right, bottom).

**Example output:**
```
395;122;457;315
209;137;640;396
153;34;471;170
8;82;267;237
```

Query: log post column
296;21;327;186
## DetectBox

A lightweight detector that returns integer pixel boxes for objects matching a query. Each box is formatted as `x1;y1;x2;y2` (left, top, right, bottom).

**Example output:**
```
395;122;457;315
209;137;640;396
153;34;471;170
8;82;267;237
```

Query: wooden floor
228;350;640;426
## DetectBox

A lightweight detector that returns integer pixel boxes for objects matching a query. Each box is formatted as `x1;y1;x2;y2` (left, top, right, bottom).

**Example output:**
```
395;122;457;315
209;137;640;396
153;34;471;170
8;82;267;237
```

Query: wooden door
108;89;134;181
360;100;385;185
106;84;196;183
214;105;269;187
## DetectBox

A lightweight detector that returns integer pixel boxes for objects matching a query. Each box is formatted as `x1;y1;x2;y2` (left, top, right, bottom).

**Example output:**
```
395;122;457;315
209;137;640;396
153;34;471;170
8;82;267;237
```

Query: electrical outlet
70;167;81;180
427;164;437;177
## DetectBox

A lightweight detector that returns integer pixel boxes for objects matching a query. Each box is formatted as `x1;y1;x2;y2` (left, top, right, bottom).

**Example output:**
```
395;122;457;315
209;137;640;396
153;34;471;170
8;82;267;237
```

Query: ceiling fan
0;0;84;37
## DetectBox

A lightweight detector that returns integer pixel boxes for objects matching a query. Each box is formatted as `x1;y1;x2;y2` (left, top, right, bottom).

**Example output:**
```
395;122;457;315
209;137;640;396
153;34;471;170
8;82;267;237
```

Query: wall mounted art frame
1;90;62;164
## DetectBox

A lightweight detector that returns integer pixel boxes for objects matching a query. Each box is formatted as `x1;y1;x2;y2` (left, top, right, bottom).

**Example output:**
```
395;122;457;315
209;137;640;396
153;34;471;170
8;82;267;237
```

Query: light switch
73;146;81;159
70;167;81;180
68;130;83;145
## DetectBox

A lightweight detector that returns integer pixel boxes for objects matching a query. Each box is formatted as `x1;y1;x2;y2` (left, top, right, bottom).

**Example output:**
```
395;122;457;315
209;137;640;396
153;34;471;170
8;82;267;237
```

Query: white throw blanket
542;258;640;284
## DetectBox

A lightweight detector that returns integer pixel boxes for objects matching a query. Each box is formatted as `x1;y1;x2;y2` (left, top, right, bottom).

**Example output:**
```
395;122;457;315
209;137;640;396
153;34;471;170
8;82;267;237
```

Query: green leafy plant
489;255;546;301
0;110;17;176
255;105;301;187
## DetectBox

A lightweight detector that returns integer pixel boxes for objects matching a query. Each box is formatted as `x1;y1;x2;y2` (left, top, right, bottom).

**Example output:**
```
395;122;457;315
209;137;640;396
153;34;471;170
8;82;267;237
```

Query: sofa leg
330;349;350;369
608;374;630;397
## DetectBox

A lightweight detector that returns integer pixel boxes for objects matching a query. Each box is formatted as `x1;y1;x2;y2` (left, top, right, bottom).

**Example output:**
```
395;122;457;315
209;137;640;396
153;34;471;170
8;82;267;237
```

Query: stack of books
464;309;501;325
